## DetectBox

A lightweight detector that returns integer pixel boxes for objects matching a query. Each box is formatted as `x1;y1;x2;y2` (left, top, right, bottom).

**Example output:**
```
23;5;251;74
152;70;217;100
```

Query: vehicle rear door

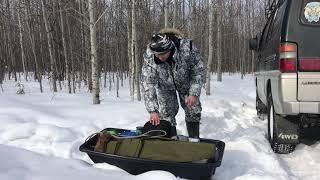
288;0;320;101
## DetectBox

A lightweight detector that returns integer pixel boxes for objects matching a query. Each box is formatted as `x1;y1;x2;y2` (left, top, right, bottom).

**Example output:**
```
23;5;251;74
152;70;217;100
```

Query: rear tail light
280;59;296;72
279;43;297;73
299;58;320;71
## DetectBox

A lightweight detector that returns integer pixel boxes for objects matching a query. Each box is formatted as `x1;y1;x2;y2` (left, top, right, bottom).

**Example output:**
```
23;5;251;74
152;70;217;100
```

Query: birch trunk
0;13;4;88
25;0;42;92
131;0;136;101
191;0;196;38
135;45;141;102
173;0;178;28
251;0;255;74
65;10;76;93
18;9;27;81
52;1;62;91
79;0;85;90
240;0;244;79
6;0;17;81
109;49;112;91
59;0;71;93
0;19;4;88
205;0;214;95
58;0;71;94
127;0;132;97
116;49;120;97
216;0;222;82
41;0;57;92
164;0;169;28
135;0;141;101
103;56;107;88
88;0;100;104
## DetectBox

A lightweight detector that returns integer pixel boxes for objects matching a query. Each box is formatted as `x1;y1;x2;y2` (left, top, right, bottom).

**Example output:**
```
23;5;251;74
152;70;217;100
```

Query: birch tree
5;0;17;81
131;0;136;101
65;11;76;93
173;0;178;28
88;0;100;104
134;0;141;101
216;0;222;82
127;0;132;97
17;7;27;81
164;0;169;28
205;0;214;95
41;0;57;92
59;0;71;94
191;0;196;38
250;0;255;73
25;0;42;92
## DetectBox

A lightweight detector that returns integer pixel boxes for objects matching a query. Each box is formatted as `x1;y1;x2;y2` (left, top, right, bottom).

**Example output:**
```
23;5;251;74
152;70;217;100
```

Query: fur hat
158;28;184;38
149;28;184;54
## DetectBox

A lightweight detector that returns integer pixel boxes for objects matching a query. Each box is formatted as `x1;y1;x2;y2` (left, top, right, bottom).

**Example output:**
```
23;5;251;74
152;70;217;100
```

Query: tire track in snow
276;143;320;180
200;77;297;180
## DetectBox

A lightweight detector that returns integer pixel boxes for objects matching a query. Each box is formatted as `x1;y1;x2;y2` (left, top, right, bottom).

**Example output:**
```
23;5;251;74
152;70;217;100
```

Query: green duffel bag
139;138;215;162
105;137;216;162
106;138;142;157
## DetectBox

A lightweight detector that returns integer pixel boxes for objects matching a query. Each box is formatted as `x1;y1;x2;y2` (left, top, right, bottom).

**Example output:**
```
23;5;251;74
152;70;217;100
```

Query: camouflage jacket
141;39;204;113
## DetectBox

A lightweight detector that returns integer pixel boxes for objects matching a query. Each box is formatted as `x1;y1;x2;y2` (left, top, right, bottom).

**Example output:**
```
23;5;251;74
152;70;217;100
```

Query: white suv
249;0;320;153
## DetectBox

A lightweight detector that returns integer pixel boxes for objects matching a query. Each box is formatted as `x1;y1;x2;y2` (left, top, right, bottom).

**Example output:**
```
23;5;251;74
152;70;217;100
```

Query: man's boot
170;126;177;137
186;122;200;138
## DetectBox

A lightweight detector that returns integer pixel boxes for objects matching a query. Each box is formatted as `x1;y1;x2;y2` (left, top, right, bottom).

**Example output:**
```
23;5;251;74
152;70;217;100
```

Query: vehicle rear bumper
272;73;320;115
279;101;320;115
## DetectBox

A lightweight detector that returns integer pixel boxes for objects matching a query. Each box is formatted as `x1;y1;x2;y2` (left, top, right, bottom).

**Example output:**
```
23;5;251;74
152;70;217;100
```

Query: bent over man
141;28;204;138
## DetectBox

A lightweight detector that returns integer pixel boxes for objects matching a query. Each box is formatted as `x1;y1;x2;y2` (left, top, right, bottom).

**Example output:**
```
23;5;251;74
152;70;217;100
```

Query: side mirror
249;37;258;51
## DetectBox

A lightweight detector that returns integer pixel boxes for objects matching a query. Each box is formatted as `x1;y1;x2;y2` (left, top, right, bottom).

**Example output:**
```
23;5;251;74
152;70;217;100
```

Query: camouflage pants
157;90;202;126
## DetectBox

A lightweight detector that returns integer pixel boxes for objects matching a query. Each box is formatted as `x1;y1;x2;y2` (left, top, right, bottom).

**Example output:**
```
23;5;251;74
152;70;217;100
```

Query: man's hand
150;112;160;126
187;95;198;109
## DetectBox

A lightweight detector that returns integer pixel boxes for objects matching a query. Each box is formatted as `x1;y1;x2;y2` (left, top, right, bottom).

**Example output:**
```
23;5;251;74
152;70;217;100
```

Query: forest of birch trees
0;0;270;103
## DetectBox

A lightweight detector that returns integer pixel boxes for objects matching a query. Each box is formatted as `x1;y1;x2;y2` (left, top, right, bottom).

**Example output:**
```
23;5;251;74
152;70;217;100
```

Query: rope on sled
85;130;167;142
111;130;167;139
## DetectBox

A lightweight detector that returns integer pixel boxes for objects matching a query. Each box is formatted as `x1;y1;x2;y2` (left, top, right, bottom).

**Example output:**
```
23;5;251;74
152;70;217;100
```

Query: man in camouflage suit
141;28;204;138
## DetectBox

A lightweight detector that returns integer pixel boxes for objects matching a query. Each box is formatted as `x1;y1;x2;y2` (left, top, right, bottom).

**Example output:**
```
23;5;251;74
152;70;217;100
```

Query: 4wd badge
304;2;320;23
278;133;299;140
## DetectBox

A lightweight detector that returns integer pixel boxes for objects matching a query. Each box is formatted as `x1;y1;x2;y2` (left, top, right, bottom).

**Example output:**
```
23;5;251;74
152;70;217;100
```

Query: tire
267;92;296;154
256;91;267;120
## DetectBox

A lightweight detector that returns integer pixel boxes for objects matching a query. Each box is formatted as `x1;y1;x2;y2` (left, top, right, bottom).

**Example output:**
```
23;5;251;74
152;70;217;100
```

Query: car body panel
254;0;320;115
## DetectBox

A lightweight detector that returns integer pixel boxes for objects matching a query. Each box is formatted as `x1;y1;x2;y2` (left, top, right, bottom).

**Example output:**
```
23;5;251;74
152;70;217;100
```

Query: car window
266;9;278;41
268;1;287;41
260;11;276;49
260;19;271;49
300;0;320;26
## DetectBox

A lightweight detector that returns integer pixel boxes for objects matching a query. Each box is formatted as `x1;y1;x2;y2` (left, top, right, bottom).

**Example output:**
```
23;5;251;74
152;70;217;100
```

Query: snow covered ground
0;74;319;180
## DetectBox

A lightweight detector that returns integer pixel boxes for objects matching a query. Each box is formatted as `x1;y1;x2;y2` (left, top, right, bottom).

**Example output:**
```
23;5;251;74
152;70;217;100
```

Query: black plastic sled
79;128;225;180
